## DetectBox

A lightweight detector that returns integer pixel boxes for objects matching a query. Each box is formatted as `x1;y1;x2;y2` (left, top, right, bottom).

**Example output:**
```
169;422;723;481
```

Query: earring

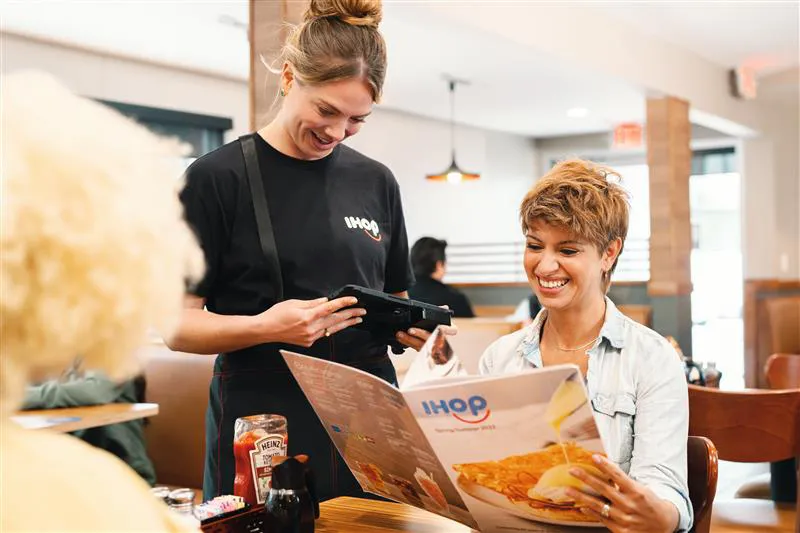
279;88;285;97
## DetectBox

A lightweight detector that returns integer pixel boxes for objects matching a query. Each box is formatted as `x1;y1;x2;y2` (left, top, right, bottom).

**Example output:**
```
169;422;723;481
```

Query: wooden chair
766;353;800;390
687;436;719;533
688;385;800;532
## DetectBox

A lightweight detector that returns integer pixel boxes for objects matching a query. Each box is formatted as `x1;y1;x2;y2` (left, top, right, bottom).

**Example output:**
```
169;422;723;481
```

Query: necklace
554;336;598;352
545;321;600;352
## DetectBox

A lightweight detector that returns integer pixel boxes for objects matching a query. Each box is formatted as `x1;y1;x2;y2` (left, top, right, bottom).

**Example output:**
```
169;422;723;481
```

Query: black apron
202;345;397;501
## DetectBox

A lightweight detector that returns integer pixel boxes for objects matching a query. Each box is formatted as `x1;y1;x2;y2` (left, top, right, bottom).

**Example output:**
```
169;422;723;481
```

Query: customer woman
1;71;203;531
168;0;420;502
479;160;692;532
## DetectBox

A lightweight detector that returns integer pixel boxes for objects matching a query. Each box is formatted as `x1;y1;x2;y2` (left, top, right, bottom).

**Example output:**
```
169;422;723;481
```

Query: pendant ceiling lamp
426;78;480;183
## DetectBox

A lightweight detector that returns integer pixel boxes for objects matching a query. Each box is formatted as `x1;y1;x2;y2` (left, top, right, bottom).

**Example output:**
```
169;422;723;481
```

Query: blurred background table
12;402;158;432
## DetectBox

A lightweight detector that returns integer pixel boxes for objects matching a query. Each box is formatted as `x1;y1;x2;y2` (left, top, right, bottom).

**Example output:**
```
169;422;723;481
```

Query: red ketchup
232;415;288;505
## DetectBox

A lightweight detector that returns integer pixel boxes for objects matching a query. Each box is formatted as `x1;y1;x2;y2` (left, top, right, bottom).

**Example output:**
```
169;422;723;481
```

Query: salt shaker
167;488;195;515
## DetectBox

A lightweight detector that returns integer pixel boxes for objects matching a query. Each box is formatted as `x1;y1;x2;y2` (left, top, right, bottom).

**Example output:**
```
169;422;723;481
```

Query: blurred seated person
22;368;156;485
508;293;542;325
1;71;203;531
408;237;474;317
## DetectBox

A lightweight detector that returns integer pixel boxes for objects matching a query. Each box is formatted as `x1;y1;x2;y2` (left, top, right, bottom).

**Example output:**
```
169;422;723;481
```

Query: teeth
538;278;568;289
313;132;332;144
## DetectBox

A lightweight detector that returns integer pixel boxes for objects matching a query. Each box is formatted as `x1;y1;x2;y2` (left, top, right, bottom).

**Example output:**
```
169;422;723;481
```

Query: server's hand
395;324;457;351
259;297;366;347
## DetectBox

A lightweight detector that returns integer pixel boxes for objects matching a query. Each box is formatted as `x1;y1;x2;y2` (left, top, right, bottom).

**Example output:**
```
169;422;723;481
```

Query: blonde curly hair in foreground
1;71;204;412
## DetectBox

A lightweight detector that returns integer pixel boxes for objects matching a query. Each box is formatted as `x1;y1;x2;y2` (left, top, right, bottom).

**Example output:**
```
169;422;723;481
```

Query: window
98;100;232;167
692;148;736;175
607;163;650;282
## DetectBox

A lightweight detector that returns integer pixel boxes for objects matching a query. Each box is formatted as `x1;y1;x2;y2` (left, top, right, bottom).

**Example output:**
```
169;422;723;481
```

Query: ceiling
597;2;800;77
380;4;646;137
2;1;797;138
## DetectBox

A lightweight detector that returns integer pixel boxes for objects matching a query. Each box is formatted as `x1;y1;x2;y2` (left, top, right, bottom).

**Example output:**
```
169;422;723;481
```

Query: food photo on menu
281;327;608;532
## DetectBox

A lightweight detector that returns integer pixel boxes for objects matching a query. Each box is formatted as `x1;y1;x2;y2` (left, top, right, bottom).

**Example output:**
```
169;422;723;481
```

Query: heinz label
249;434;287;504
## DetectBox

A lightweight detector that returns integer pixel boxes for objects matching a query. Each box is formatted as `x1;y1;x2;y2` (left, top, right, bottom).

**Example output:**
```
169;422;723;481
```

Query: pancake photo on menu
454;442;608;527
453;375;606;527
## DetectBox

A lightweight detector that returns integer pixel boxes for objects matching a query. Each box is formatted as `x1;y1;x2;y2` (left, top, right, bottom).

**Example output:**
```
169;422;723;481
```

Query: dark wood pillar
250;0;307;130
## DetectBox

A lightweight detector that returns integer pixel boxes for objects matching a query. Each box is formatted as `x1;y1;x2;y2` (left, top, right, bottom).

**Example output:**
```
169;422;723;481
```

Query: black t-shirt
407;276;475;318
180;134;414;367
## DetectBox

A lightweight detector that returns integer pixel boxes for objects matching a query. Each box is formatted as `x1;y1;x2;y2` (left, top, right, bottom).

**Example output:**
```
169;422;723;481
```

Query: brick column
646;96;694;356
250;0;307;130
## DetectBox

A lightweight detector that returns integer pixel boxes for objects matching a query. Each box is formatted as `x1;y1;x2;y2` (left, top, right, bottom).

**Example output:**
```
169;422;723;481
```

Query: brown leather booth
766;297;800;348
757;297;800;383
141;343;214;494
744;281;800;389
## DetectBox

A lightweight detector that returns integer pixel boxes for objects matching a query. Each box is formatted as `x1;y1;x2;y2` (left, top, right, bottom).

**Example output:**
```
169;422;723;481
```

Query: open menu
280;328;607;532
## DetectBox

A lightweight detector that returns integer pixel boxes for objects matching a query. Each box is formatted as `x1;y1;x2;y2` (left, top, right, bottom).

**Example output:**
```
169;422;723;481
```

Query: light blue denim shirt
478;298;692;532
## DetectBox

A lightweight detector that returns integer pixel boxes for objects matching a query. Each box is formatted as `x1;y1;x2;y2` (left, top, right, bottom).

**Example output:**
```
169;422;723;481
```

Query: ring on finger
600;503;611;519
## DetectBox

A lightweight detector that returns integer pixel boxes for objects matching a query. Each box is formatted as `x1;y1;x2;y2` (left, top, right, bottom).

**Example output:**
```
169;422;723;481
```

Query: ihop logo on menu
421;395;491;424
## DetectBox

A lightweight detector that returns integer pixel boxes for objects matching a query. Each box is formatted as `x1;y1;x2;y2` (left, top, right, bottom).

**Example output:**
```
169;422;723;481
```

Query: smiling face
277;64;374;160
524;220;621;313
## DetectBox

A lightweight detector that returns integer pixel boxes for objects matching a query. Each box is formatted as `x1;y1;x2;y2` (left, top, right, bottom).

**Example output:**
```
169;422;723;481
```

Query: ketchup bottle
233;414;288;505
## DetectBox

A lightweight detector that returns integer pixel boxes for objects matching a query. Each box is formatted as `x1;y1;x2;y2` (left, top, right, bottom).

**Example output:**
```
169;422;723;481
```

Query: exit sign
612;122;644;149
729;66;757;100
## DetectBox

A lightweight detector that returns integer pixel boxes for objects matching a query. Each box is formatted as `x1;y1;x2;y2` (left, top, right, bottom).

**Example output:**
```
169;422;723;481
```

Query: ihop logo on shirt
421;395;491;424
343;216;381;242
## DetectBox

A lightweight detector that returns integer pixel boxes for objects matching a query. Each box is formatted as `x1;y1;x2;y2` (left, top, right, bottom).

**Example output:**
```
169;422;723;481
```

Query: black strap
240;134;284;302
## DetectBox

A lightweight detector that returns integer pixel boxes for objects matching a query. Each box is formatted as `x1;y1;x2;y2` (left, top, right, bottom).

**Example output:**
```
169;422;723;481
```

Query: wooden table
318;497;476;532
11;402;158;432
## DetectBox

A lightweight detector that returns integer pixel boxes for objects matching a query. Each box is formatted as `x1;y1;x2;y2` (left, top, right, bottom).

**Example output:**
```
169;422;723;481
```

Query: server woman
169;0;420;502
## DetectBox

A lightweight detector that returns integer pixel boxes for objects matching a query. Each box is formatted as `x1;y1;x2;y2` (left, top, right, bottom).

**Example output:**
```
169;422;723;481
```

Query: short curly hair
1;71;204;412
519;159;630;290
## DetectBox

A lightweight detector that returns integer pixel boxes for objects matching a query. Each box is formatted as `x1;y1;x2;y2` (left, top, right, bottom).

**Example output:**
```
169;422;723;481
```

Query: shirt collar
519;296;627;367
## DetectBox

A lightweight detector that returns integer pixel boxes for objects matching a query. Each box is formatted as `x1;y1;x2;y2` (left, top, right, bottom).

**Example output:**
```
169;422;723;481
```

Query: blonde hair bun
304;0;382;27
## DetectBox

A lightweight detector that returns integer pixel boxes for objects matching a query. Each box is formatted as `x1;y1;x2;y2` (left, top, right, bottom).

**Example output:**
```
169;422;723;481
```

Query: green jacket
23;371;156;486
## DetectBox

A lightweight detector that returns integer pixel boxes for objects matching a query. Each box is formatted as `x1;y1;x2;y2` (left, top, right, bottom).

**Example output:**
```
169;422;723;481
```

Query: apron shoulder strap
239;134;284;302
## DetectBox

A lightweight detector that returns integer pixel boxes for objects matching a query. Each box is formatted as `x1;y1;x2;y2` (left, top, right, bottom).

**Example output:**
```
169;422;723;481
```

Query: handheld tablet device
329;285;453;353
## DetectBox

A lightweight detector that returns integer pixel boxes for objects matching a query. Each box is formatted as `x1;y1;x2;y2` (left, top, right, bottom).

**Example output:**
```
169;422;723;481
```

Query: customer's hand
396;324;458;351
259;297;366;348
566;454;679;533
